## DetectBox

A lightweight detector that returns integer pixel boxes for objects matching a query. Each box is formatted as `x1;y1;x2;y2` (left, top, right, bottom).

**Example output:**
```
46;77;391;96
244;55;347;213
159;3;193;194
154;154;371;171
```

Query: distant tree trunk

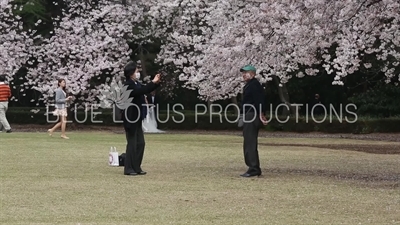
231;96;239;115
139;46;148;78
272;75;297;116
207;99;212;111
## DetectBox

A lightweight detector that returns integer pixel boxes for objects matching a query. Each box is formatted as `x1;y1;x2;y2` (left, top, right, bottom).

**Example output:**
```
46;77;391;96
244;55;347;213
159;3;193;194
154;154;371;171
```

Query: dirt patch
259;132;400;143
260;143;400;154
266;167;400;188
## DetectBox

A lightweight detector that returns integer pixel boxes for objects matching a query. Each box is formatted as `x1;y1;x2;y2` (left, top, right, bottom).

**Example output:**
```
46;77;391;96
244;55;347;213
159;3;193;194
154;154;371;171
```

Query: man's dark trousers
242;112;261;174
124;124;145;174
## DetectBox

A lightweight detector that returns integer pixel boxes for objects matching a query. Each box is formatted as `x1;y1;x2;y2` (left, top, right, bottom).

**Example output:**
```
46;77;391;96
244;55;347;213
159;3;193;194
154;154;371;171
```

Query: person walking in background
0;75;12;133
47;78;72;139
311;93;323;115
122;61;161;176
146;90;160;125
142;90;164;133
239;65;268;178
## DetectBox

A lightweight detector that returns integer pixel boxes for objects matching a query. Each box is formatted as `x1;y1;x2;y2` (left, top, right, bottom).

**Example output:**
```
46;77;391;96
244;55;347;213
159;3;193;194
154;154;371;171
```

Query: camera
156;71;166;77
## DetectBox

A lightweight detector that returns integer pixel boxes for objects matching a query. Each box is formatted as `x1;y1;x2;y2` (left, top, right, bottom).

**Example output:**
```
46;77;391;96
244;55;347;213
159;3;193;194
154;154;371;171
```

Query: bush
6;108;400;133
349;83;400;117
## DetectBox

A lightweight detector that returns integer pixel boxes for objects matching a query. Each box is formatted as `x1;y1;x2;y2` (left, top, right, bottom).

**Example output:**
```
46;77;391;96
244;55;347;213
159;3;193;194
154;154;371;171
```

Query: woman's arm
127;73;162;97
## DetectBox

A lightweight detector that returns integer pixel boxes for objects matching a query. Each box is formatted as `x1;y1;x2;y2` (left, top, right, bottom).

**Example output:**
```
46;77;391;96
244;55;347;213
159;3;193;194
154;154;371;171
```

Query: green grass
0;132;399;224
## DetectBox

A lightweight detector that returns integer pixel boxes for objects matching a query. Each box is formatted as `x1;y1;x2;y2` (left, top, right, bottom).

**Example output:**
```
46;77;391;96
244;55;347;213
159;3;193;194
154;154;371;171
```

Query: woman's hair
124;61;137;80
57;78;66;92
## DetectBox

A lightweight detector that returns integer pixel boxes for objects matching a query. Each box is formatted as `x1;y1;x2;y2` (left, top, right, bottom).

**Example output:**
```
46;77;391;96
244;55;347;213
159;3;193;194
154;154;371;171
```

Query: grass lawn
0;131;399;224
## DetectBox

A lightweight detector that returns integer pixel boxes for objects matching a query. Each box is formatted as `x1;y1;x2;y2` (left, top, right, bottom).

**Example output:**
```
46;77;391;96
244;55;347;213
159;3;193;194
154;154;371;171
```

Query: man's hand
152;74;161;84
260;114;268;126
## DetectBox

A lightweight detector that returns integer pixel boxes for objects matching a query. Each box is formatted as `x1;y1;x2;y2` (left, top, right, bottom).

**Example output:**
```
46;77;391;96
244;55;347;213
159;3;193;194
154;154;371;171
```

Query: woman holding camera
122;61;161;176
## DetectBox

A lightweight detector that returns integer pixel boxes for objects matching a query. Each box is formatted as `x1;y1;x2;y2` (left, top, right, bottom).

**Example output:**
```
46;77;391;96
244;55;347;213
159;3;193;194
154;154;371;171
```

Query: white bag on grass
108;146;119;167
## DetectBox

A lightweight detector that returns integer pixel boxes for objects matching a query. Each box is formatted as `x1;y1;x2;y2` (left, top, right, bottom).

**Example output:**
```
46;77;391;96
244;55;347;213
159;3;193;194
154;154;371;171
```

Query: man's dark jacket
241;77;266;115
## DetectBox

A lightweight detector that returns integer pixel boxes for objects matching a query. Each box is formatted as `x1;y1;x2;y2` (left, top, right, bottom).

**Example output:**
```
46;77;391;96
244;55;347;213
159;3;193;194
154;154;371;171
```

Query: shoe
60;135;69;139
5;129;12;133
47;129;53;136
124;172;138;176
240;172;261;178
138;171;147;175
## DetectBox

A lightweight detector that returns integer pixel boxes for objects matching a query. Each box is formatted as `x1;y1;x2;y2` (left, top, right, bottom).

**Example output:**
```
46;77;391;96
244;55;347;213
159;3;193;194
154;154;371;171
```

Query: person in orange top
0;75;12;133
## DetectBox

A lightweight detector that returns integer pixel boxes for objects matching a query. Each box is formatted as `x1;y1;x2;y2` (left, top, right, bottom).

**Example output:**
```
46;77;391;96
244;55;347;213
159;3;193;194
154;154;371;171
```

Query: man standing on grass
239;65;267;177
0;75;12;133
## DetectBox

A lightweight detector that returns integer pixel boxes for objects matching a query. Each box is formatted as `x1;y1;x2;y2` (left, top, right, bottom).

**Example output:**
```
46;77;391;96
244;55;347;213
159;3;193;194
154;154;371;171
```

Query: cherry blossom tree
0;0;35;88
25;0;144;107
145;0;400;101
5;0;398;105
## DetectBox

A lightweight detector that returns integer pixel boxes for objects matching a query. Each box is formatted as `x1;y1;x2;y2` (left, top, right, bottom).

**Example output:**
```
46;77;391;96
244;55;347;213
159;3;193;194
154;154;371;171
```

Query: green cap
240;65;256;72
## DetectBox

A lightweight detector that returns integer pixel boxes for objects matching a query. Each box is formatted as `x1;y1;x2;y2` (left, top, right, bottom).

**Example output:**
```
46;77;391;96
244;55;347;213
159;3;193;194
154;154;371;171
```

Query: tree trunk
231;96;239;115
272;75;297;116
139;46;148;78
207;100;212;111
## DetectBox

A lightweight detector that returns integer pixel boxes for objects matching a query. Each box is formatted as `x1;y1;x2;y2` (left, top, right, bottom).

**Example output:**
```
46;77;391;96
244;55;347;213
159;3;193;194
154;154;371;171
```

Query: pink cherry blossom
145;0;400;101
24;0;144;106
0;0;35;93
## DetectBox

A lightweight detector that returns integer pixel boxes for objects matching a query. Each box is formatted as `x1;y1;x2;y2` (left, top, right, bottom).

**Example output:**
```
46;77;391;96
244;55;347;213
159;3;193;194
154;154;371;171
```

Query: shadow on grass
267;167;400;183
260;143;400;154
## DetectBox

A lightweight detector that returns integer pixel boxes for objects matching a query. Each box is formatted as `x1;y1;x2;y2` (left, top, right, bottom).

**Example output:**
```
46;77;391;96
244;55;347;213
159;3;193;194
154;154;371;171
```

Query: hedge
5;108;400;133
